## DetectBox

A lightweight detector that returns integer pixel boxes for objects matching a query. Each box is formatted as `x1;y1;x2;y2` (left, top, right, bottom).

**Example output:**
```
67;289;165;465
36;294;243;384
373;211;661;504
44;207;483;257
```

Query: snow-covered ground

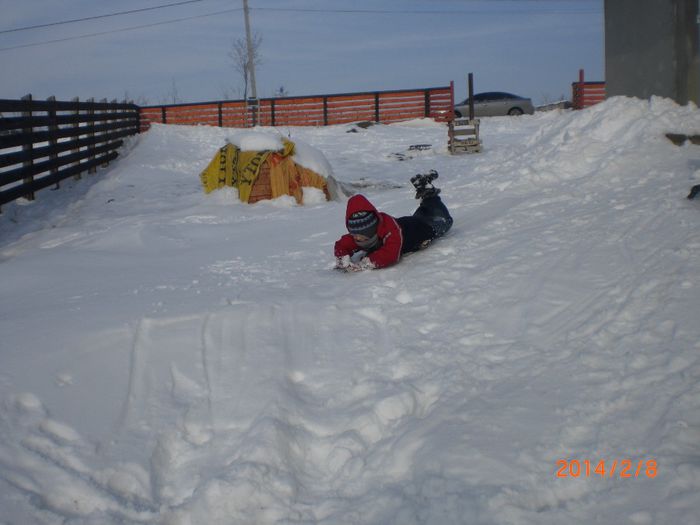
1;97;699;524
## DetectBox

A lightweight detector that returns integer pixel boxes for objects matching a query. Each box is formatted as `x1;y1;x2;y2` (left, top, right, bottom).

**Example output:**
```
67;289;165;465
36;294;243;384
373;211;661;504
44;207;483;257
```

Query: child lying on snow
334;171;453;271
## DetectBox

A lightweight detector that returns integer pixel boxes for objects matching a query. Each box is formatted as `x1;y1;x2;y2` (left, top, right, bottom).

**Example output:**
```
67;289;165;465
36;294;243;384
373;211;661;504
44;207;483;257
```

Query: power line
0;8;242;52
0;3;600;53
0;0;208;35
252;6;598;15
1;1;603;37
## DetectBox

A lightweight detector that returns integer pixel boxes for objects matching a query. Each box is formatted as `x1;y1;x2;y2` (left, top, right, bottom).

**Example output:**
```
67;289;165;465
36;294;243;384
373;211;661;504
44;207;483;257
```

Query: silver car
454;92;535;117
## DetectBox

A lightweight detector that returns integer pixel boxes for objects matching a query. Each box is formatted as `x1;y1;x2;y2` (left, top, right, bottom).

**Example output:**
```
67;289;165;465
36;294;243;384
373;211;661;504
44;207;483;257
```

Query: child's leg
413;196;453;238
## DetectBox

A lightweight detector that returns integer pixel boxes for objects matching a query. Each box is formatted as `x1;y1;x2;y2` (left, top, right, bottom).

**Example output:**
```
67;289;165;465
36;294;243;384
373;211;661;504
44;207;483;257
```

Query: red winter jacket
334;194;403;268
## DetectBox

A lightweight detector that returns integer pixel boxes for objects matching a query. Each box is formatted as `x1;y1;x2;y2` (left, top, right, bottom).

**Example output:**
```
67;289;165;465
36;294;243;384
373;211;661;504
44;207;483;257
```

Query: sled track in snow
0;301;446;522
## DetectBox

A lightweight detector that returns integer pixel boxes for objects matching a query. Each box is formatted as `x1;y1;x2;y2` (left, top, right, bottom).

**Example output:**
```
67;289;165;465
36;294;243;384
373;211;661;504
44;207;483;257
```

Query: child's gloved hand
346;257;375;272
335;255;352;269
357;257;375;270
335;255;375;272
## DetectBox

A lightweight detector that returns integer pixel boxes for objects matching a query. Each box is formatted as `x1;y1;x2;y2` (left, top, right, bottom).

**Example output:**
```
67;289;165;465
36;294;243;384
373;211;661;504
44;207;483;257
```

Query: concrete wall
605;0;699;105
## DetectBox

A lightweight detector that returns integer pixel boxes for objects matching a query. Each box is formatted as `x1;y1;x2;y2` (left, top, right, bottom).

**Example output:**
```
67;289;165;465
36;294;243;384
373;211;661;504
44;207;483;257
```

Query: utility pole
242;0;257;99
242;0;258;125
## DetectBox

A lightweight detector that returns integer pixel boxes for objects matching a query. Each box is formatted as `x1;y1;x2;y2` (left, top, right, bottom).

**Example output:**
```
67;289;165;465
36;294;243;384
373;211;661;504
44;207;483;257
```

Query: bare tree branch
228;33;262;100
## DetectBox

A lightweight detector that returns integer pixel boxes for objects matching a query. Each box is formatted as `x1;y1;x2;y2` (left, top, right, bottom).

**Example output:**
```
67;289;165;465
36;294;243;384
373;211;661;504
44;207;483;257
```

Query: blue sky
0;0;604;106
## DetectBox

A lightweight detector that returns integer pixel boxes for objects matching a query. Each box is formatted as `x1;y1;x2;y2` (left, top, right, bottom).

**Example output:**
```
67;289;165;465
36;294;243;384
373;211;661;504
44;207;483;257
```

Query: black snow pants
396;195;453;254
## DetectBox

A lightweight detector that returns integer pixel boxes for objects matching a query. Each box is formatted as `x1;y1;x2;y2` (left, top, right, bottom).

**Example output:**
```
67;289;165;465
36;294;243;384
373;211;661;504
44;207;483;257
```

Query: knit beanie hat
347;210;378;238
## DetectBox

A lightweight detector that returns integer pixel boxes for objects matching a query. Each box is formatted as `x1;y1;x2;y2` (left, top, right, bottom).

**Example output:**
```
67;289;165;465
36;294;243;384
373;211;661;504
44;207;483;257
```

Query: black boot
411;170;438;189
411;170;440;199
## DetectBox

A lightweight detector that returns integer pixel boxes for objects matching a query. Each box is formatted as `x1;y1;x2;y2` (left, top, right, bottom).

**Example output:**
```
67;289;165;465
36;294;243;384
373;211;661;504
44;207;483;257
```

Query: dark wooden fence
572;69;606;110
0;96;140;211
1;85;452;211
140;85;454;131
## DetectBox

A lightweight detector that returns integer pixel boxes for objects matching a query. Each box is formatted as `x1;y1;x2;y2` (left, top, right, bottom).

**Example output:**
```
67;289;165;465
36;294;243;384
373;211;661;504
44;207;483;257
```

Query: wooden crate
448;118;482;154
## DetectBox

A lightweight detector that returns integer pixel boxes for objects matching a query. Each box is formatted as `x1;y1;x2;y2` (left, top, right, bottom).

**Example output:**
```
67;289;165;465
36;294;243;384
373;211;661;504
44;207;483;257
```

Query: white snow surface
1;97;700;524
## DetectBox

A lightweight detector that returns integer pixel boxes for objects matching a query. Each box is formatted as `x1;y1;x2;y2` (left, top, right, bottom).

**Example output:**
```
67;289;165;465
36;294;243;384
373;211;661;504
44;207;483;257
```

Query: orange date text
556;459;657;479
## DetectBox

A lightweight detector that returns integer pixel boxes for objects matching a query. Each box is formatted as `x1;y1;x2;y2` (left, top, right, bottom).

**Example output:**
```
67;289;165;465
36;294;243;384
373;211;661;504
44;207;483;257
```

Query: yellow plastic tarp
267;152;330;204
200;139;328;204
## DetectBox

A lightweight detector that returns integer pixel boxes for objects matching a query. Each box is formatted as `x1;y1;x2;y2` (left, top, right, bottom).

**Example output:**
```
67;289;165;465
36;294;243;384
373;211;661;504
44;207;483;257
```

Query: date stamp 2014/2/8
556;459;657;479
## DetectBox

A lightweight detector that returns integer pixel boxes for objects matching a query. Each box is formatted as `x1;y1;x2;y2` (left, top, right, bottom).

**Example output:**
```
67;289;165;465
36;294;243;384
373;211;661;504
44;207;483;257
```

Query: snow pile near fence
1;96;700;524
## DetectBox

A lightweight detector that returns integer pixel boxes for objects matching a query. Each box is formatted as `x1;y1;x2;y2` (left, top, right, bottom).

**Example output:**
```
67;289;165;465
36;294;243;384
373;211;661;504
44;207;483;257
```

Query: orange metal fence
140;85;454;131
572;69;606;110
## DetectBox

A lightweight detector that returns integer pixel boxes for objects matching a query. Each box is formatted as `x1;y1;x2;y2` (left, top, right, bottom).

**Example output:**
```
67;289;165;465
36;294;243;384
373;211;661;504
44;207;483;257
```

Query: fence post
218;102;223;127
98;98;108;168
71;97;81;180
247;98;259;127
47;96;59;189
21;94;35;201
468;73;475;120
135;102;141;135
87;98;96;173
323;97;328;126
374;92;380;123
424;90;431;118
161;106;167;124
103;99;114;167
271;99;276;127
